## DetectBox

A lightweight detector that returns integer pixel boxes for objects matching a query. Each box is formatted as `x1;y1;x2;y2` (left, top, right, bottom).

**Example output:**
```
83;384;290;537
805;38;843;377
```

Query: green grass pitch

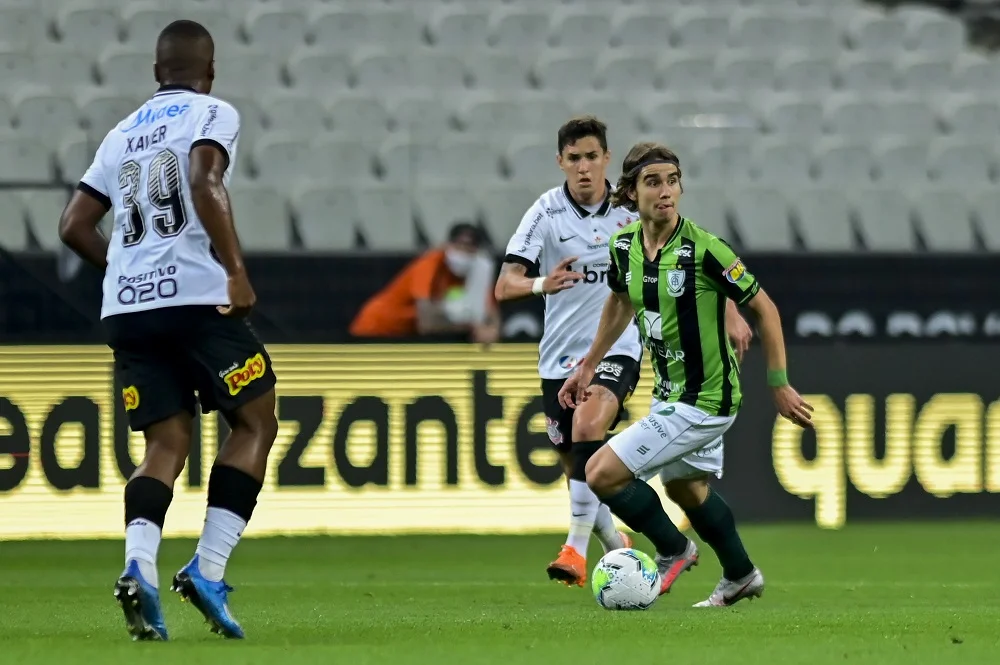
2;522;997;664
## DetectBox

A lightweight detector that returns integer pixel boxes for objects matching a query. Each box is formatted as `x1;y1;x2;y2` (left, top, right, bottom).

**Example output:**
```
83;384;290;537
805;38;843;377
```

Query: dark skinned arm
58;190;109;271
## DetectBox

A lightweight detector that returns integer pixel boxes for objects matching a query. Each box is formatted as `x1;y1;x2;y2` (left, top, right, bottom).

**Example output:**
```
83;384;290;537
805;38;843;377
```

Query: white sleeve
503;202;546;267
191;100;240;170
77;136;111;210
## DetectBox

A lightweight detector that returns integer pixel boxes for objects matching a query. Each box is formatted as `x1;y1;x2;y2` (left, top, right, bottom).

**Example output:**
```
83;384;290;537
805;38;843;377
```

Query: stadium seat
56;5;120;52
971;189;1000;251
594;51;658;93
669;9;729;51
311;7;421;50
0;132;52;183
211;47;284;96
465;52;529;91
488;8;550;50
21;190;68;251
902;7;965;56
0;190;27;250
0;4;47;50
753;138;812;184
611;8;675;49
952;53;1000;92
387;95;455;141
505;138;557;185
726;186;794;251
812;138;874;184
774;52;836;92
897;54;951;92
679;185;729;239
0;50;34;89
535;52;598;92
879;94;937;135
692;137;754;183
845;9;907;54
548;7;610;49
836;54;896;92
252;134;317;188
458;94;572;135
76;88;138;135
659;54;717;93
729;9;789;52
571;93;642;139
327;94;391;138
476;183;539;248
760;95;824;136
97;46;151;90
715;51;776;93
872;137;930;183
286;47;351;91
426;6;490;50
789;188;855;251
243;6;307;56
12;89;81;143
355;185;419;250
852;188;916;251
412;185;481;245
909;187;976;252
927;139;994;185
824;95;887;138
293;185;359;251
56;133;91;183
261;92;328;134
228;183;291;251
34;48;95;90
938;96;1000;136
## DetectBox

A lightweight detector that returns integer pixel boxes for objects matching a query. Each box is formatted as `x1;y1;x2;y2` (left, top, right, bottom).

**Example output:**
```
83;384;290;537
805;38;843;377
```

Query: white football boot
693;567;765;607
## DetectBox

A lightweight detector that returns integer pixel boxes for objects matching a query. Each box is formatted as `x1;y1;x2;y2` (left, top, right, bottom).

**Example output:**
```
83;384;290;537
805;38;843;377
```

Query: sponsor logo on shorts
595;361;623;378
545;417;563;446
223;353;267;396
122;386;139;411
724;259;746;284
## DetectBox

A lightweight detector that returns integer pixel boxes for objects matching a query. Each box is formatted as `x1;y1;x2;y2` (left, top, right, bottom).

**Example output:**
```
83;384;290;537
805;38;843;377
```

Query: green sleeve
702;237;760;305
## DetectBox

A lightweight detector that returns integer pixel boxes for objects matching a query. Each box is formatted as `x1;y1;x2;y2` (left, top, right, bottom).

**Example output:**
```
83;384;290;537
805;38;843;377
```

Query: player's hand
558;363;596;409
773;385;814;429
543;256;584;294
218;271;256;318
726;307;753;363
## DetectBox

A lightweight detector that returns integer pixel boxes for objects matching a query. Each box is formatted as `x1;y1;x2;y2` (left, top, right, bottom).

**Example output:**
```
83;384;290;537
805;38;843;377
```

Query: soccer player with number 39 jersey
497;119;752;588
58;21;277;640
560;142;814;607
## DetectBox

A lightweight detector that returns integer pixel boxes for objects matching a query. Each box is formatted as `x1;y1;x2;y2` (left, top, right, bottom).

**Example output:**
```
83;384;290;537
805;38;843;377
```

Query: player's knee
665;478;709;509
571;390;616;442
585;449;625;496
233;390;279;445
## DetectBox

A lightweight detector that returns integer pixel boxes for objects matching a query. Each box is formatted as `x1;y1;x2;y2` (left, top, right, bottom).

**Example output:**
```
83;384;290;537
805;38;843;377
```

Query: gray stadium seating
0;0;995;251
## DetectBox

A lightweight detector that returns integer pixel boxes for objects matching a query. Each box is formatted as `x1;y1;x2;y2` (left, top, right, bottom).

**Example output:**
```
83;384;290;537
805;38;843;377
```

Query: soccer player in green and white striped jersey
558;141;814;607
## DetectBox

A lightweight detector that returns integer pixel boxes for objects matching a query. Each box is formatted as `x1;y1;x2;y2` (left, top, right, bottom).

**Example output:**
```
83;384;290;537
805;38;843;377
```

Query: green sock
684;489;754;581
599;480;688;557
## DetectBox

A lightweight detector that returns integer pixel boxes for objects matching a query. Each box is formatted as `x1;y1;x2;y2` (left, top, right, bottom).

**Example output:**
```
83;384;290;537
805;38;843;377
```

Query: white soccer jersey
504;182;643;380
78;86;240;319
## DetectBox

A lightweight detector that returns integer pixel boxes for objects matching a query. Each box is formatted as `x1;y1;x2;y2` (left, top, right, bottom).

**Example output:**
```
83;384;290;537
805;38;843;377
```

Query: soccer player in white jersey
495;117;751;587
58;21;276;641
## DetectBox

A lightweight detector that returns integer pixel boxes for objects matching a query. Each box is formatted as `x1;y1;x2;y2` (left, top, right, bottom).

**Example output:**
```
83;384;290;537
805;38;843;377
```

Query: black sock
599;480;688;556
685;489;754;581
124;476;173;528
207;465;263;522
571;441;604;482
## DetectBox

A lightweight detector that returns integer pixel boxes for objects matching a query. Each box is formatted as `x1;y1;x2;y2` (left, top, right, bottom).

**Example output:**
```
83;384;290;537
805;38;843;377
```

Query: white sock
195;507;247;582
594;504;625;552
566;479;599;554
125;519;161;588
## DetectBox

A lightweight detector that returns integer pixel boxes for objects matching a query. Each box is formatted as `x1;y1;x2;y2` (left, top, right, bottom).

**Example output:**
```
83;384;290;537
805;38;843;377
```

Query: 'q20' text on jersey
504;183;643;380
608;218;761;417
78;86;239;320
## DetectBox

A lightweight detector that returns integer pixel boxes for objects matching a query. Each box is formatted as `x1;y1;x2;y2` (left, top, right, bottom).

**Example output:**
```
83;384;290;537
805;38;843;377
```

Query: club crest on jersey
223;353;267;396
666;269;686;297
724;259;746;284
545;417;564;445
122;386;140;411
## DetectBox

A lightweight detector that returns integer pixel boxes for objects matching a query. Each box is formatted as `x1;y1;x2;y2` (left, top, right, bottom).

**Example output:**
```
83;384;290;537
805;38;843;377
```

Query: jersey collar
154;84;198;98
562;180;613;219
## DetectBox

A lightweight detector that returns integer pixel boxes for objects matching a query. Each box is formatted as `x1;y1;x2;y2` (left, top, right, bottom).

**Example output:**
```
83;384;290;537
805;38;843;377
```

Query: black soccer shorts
104;305;278;432
540;355;641;453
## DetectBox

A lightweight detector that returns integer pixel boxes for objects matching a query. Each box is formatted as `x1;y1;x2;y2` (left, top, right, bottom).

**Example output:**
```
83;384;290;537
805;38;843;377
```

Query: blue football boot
170;555;245;639
113;560;169;641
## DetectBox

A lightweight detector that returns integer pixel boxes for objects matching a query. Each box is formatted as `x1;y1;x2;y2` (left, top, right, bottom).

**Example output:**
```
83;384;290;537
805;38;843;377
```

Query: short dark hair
156;20;214;78
557;116;608;154
610;142;683;212
448;222;482;247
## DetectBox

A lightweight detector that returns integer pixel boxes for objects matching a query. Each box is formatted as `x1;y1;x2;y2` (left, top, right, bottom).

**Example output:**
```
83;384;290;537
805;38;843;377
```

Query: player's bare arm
58;191;110;271
189;143;254;317
745;288;814;428
494;257;584;302
725;299;753;362
558;291;633;409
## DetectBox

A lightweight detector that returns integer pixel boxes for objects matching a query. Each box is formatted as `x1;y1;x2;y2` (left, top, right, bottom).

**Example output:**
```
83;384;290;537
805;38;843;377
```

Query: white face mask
445;248;474;277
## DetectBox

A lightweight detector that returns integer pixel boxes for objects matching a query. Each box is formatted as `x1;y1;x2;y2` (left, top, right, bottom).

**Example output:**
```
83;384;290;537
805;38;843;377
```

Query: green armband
767;369;788;387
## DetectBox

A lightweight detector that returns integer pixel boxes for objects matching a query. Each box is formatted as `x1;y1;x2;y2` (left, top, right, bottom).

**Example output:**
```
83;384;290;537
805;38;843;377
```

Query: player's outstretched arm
58;189;110;271
745;289;814;429
494;257;584;302
558;292;632;409
189;144;255;317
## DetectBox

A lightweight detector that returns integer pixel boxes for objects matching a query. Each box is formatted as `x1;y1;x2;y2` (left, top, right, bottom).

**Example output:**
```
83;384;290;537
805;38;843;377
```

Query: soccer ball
591;548;661;611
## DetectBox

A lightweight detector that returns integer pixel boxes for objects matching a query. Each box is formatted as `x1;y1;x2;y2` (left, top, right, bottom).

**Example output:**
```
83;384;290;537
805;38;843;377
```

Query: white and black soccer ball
591;548;661;611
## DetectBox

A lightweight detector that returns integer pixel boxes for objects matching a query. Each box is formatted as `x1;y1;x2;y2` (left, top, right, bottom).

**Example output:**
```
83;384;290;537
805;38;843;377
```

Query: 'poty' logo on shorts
122;386;140;411
223;353;266;396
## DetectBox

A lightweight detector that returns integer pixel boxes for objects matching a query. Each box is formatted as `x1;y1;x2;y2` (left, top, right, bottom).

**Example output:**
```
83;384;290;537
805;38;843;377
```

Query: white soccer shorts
607;399;736;484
